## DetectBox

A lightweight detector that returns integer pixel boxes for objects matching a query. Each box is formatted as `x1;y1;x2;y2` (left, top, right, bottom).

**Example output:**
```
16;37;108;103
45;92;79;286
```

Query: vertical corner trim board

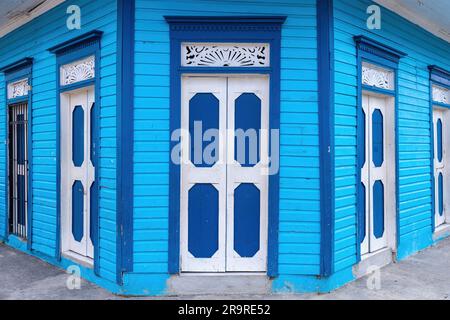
117;0;136;282
317;0;335;277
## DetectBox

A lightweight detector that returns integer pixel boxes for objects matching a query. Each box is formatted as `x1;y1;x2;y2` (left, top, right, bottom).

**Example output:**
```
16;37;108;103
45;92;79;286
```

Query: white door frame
433;106;450;230
60;86;95;264
180;74;269;273
361;91;397;258
180;76;228;272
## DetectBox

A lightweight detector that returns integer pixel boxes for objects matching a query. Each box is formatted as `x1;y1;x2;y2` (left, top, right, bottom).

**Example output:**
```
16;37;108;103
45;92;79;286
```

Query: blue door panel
439;172;444;217
188;183;219;258
373;180;385;239
372;109;384;168
437;118;443;162
72;180;84;242
72;105;84;167
234;183;261;257
189;93;219;168
234;93;261;167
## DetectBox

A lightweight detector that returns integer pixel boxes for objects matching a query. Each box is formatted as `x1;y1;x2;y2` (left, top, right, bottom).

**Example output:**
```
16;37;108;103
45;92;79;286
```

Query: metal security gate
8;102;28;239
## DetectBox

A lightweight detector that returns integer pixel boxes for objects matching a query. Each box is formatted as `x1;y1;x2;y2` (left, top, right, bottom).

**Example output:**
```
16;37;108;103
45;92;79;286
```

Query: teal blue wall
333;0;450;272
130;0;321;294
0;0;118;283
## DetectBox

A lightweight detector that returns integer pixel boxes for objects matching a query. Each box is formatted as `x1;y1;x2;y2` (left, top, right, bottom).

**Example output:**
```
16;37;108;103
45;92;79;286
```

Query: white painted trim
180;76;228;272
226;76;269;272
180;75;269;273
0;0;66;39
181;43;270;67
374;0;450;43
361;91;396;257
433;106;450;229
60;86;95;260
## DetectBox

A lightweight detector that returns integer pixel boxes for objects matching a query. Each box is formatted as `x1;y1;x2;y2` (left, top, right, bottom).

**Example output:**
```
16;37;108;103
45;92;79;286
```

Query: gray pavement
1;238;450;300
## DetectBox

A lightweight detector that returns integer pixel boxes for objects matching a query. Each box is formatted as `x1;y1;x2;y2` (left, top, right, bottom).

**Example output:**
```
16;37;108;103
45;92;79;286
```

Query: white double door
180;76;269;272
360;95;389;256
61;87;95;260
433;108;448;229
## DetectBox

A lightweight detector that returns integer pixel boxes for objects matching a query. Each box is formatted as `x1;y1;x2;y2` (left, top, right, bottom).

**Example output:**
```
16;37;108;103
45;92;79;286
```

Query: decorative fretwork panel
362;62;395;90
433;85;449;105
7;78;30;99
60;56;95;86
182;43;270;67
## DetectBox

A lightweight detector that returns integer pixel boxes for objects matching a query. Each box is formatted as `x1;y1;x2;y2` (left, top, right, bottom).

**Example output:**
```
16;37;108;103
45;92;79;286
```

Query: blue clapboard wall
132;0;321;287
333;0;450;272
0;0;118;283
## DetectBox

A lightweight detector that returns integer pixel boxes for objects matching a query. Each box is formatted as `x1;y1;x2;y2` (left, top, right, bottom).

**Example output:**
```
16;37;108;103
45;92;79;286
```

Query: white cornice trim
375;0;450;43
0;0;65;38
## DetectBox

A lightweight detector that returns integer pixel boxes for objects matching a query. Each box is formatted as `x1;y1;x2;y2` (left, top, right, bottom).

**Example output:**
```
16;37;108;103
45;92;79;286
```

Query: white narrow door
434;108;446;228
61;87;95;259
180;77;228;272
226;76;269;272
361;95;388;255
180;75;269;273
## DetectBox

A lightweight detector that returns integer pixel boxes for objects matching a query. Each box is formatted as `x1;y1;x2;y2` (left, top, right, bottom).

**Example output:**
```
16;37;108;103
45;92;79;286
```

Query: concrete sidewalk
1;238;450;300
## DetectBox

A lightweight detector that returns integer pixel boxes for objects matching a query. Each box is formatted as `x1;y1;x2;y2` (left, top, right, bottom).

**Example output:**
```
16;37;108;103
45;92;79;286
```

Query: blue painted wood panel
438;173;444;217
72;181;84;242
0;0;118;282
333;0;450;269
72;106;84;167
372;109;384;168
189;93;219;168
188;184;219;258
234;93;261;167
373;180;384;239
133;0;321;278
234;183;261;258
437;119;443;162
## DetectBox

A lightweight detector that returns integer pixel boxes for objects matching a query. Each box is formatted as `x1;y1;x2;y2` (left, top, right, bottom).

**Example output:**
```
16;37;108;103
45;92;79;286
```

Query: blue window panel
373;180;385;239
188;184;219;258
439;173;444;217
437;118;443;162
72;180;84;242
358;108;366;168
234;93;261;167
72;105;84;167
90;103;96;167
189;93;219;168
372;109;384;167
358;182;366;244
16;114;25;165
90;181;98;247
234;183;261;257
17;175;25;227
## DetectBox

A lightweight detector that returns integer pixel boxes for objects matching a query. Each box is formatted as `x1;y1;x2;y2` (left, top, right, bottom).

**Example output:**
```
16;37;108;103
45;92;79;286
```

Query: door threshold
180;272;267;277
62;251;93;268
168;274;271;295
353;247;393;279
433;223;450;241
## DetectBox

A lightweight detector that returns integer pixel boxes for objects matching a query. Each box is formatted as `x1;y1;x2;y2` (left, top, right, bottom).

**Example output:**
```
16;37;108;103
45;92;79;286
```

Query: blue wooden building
0;0;449;295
